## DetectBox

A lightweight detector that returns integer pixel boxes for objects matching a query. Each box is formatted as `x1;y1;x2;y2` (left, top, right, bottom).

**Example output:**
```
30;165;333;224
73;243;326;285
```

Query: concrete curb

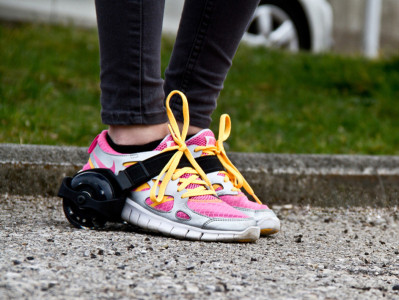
1;143;399;207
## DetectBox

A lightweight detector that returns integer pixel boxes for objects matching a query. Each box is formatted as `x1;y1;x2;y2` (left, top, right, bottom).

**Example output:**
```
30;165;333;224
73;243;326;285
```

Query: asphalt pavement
1;194;399;299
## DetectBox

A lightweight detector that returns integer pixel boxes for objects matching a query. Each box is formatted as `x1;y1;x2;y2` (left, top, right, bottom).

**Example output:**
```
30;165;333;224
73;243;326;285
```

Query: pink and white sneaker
186;114;280;235
80;91;259;242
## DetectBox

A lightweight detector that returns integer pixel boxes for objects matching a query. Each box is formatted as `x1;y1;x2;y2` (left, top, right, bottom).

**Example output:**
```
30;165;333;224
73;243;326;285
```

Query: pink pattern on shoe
145;197;174;212
155;135;176;151
220;193;269;210
92;152;116;173
186;130;216;156
187;199;249;219
176;211;190;220
186;130;215;147
87;134;100;154
82;162;92;171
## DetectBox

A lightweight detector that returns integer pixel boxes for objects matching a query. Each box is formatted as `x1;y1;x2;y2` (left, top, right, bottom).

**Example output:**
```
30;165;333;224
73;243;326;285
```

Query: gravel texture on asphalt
1;194;399;299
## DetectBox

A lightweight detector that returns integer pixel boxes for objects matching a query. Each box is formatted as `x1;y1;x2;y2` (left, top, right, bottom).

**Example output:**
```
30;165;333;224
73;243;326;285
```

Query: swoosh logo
92;152;116;173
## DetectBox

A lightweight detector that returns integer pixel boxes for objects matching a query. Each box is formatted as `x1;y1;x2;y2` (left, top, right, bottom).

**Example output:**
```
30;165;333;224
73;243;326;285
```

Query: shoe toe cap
255;210;281;234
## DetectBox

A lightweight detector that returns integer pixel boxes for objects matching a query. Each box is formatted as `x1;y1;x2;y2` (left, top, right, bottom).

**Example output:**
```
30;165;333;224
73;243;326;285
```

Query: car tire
246;0;312;51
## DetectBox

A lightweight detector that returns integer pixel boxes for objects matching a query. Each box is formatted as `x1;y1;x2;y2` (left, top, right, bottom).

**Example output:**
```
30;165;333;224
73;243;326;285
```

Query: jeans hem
101;110;168;125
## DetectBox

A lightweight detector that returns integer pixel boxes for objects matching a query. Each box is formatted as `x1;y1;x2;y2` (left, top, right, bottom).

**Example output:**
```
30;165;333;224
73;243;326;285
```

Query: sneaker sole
122;199;260;242
260;228;279;235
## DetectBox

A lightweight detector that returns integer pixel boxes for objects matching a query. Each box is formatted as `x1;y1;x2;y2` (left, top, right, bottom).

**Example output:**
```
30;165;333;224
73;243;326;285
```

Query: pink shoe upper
81;130;251;219
186;129;269;211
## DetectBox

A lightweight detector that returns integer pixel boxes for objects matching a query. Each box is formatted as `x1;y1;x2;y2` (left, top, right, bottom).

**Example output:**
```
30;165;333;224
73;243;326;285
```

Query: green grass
1;22;399;154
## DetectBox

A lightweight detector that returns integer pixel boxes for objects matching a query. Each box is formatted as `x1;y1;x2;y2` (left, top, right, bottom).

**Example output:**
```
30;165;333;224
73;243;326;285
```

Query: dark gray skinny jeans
95;0;260;129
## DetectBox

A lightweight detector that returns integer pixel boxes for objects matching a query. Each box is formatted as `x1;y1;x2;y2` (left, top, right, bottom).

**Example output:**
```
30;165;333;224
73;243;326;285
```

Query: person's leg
70;1;260;241
95;0;168;145
164;0;280;234
164;0;260;131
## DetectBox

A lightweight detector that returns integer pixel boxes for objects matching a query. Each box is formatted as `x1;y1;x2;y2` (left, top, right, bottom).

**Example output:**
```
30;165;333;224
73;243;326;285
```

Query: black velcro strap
196;155;225;174
116;150;177;191
116;151;224;192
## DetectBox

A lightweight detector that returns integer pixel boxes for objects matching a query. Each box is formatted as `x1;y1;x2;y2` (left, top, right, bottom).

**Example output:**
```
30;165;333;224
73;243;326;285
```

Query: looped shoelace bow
149;90;216;203
195;114;262;205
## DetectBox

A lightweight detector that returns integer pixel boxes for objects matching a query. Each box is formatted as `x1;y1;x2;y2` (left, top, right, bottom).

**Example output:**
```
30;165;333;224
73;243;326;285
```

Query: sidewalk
2;143;399;207
1;194;398;299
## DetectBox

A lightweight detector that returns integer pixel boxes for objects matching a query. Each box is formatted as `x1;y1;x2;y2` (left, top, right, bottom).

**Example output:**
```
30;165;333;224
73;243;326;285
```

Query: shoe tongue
180;172;219;201
154;135;177;151
186;129;216;147
159;131;219;201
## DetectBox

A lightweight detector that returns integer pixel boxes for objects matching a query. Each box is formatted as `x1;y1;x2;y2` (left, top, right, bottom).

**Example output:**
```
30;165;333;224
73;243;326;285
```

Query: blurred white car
164;0;333;53
244;0;333;52
0;0;333;52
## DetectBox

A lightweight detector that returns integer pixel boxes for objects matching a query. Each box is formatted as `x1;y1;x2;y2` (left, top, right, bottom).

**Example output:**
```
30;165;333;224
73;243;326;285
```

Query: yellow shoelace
194;114;262;205
149;90;216;203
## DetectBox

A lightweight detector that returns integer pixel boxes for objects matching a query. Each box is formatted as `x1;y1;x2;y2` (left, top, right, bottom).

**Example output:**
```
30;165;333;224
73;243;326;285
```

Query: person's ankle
176;122;204;136
108;123;169;146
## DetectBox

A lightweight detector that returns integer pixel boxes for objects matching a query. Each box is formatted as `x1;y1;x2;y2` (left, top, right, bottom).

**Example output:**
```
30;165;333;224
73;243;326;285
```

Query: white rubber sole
258;218;280;236
121;199;260;242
